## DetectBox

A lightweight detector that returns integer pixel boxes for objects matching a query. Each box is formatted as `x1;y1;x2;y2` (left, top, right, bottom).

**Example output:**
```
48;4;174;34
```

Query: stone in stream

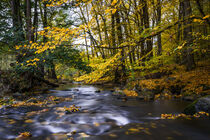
73;89;79;91
182;96;195;101
110;89;115;92
12;92;22;99
112;89;126;97
136;95;145;100
183;95;210;115
95;90;101;93
27;98;38;103
135;88;155;101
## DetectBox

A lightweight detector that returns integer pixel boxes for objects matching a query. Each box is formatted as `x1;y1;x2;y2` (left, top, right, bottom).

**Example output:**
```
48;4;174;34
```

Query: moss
183;100;197;115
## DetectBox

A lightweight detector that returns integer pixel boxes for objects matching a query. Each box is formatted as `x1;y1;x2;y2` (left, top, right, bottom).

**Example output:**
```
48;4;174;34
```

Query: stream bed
0;84;209;140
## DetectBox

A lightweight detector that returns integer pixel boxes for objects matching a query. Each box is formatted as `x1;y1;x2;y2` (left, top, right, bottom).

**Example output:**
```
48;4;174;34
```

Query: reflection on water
0;85;209;140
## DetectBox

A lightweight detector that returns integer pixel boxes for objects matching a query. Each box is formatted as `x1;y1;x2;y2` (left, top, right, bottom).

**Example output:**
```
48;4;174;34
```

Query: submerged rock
12;92;22;99
95;90;101;93
196;96;210;113
183;95;210;115
183;96;195;101
73;89;79;91
112;89;125;97
136;88;155;100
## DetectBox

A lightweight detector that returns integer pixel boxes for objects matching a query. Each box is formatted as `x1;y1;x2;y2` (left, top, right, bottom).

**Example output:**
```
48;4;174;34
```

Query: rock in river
183;95;210;115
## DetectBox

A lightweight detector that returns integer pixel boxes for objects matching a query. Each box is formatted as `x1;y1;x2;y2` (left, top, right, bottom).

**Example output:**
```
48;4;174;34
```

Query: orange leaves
203;15;210;20
64;104;81;113
161;114;177;119
11;101;46;108
125;125;152;135
24;119;34;123
131;61;209;97
128;128;140;133
109;133;117;138
48;96;72;103
26;109;49;117
11;96;72;108
161;112;209;119
17;132;32;139
193;19;204;24
123;89;138;97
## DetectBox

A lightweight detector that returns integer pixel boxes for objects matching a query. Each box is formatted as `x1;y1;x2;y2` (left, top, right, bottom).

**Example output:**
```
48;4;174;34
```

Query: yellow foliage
123;89;138;97
193;19;204;24
203;15;210;19
75;52;121;83
132;62;210;96
111;0;118;6
43;0;69;7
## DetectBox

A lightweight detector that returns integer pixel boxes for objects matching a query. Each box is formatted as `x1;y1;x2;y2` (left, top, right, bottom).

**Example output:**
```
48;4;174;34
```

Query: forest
0;0;209;139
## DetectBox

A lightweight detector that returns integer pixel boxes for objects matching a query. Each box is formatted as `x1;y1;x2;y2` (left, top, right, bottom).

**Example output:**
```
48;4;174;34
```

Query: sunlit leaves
111;0;118;6
15;26;83;68
43;0;69;7
193;19;204;24
75;52;121;83
105;8;117;15
203;15;210;20
123;89;138;97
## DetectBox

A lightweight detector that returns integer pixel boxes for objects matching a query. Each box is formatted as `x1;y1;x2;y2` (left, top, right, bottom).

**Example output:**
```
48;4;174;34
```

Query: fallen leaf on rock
8;119;16;124
109;133;117;137
16;132;32;139
25;119;34;123
128;128;140;133
94;122;100;127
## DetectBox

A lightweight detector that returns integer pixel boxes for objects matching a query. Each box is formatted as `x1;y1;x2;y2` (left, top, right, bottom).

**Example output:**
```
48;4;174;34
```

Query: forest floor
116;60;210;102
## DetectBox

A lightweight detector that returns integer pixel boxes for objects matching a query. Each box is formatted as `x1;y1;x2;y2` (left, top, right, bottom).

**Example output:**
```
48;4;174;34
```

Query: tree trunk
25;0;33;41
115;10;126;84
11;0;24;43
84;32;89;61
142;0;153;58
181;0;196;70
33;0;38;41
111;6;116;55
157;0;162;56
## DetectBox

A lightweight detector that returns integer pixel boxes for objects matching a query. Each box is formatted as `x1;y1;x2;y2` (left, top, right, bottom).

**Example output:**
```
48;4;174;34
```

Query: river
0;84;209;140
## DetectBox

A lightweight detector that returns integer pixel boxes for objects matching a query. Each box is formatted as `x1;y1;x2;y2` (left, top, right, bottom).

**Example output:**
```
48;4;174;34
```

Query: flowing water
0;84;209;140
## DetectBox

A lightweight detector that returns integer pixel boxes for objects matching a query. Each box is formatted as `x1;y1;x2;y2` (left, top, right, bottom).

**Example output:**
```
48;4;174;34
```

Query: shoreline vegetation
0;0;209;138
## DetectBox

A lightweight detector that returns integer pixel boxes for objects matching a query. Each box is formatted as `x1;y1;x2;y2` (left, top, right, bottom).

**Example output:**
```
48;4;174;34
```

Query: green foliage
53;46;91;72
